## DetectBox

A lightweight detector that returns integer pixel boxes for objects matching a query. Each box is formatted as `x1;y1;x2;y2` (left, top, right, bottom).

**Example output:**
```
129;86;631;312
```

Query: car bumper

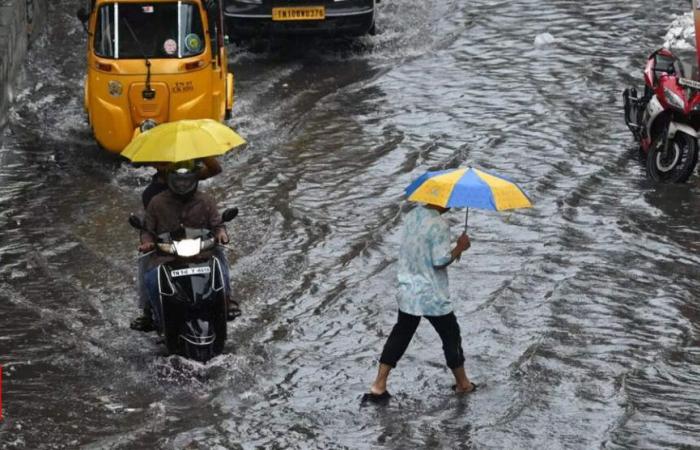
225;1;374;36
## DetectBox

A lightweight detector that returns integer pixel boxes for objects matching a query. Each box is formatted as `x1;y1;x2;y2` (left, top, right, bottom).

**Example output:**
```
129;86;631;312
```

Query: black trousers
379;310;466;370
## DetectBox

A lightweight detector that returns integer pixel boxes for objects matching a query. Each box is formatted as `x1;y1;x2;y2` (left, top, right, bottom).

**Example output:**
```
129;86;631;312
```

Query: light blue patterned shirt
396;206;453;316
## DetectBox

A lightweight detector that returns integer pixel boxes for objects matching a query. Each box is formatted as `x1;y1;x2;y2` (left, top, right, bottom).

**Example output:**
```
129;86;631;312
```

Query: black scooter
129;208;238;362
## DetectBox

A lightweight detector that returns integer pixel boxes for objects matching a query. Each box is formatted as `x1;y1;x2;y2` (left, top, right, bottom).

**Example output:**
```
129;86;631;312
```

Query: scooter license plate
171;267;211;277
679;78;700;90
272;6;325;21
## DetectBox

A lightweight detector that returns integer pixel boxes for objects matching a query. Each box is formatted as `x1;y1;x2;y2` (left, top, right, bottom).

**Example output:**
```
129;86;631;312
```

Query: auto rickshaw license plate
272;6;325;21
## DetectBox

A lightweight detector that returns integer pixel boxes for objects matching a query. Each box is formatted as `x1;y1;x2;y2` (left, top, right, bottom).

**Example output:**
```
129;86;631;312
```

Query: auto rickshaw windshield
93;2;205;59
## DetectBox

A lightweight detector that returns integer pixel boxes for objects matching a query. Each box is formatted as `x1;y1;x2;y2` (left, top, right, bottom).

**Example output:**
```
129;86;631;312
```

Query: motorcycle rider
141;157;222;209
131;161;238;331
132;158;225;331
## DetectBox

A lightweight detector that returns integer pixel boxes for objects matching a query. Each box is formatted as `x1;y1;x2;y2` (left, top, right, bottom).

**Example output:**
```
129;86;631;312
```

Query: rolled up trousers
380;310;466;370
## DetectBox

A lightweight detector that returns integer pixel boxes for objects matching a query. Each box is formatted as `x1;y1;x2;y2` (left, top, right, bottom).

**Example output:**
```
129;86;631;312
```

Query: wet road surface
1;0;700;448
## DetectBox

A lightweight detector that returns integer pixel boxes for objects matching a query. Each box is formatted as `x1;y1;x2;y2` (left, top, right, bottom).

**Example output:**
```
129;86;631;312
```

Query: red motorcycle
623;48;700;183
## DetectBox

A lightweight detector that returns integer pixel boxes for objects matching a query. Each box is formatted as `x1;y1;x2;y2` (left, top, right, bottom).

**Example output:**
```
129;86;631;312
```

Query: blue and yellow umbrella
405;167;532;230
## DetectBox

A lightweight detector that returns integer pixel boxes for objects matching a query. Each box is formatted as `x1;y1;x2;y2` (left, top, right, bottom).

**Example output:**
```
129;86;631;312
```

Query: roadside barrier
0;0;46;128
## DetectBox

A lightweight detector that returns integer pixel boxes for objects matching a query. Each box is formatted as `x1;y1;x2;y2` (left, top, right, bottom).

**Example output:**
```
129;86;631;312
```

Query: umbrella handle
455;208;469;262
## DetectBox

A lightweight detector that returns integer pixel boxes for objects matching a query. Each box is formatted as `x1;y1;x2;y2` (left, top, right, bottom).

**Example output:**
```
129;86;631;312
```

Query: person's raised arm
138;204;158;252
433;233;471;270
206;196;229;244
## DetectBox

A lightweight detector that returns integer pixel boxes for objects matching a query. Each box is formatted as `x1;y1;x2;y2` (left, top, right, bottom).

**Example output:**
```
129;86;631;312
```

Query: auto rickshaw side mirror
76;8;89;24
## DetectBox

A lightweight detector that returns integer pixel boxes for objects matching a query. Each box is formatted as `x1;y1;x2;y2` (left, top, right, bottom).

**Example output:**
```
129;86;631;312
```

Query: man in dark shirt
141;157;222;209
139;181;228;257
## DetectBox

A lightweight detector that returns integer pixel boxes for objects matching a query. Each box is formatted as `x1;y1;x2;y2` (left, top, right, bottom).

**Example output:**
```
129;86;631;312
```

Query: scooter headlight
157;243;175;254
664;88;685;110
172;238;202;258
140;119;158;132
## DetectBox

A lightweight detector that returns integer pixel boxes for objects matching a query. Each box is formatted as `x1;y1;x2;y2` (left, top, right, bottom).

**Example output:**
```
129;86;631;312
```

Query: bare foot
454;382;477;394
361;390;392;405
370;384;386;395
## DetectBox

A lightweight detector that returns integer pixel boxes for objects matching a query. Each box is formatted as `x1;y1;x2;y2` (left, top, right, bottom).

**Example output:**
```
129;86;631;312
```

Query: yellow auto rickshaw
76;0;234;153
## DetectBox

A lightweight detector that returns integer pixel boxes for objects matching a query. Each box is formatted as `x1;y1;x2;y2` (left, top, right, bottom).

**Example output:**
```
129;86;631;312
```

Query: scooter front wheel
646;132;697;183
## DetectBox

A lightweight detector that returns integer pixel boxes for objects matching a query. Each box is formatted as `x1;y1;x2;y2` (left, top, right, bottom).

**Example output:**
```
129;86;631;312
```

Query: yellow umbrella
121;119;246;163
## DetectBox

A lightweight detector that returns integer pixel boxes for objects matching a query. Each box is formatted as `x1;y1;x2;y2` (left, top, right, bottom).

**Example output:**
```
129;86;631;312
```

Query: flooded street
2;0;700;448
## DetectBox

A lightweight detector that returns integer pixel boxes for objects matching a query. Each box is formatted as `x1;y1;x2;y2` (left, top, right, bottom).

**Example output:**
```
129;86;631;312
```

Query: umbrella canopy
121;119;246;163
405;167;532;210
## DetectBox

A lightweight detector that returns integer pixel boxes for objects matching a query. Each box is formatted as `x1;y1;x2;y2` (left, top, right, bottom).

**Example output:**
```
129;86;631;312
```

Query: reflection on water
2;0;700;448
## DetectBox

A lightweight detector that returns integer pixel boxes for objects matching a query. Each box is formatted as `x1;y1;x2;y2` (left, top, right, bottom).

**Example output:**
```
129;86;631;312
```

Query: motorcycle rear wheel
646;133;697;183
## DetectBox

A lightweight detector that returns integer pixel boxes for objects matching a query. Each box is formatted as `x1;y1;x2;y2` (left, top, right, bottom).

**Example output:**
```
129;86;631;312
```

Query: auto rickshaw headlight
140;119;158;132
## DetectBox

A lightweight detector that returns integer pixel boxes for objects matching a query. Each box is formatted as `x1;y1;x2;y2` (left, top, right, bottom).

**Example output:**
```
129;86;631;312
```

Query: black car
224;0;377;37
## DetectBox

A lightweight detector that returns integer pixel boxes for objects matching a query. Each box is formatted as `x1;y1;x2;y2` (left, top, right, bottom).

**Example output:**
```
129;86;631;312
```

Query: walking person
364;203;476;403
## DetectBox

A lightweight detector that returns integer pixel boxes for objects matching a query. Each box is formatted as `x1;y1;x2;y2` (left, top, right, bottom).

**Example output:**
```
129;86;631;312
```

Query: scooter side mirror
222;207;238;223
128;214;144;230
76;8;89;24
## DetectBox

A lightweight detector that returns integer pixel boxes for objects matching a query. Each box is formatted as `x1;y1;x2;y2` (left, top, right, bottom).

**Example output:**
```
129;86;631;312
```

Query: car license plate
679;78;700;90
171;267;211;277
272;6;325;21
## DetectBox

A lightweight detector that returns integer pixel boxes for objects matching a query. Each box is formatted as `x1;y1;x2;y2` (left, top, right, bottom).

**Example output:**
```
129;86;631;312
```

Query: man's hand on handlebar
138;242;155;253
215;229;229;245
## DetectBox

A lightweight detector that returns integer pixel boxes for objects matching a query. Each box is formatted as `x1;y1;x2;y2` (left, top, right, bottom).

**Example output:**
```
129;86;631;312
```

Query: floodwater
2;0;700;448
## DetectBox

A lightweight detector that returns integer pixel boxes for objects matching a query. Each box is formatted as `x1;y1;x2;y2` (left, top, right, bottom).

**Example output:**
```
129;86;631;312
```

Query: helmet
167;162;198;197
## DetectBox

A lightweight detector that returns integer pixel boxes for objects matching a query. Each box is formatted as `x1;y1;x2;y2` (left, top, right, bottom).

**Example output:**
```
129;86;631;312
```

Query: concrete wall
0;0;47;127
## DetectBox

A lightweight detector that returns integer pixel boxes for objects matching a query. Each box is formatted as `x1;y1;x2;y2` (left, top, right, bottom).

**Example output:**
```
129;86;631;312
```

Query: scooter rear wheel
646;133;697;183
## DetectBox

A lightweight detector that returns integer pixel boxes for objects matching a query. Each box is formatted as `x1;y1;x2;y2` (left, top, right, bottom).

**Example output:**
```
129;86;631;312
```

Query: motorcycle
129;207;238;362
623;48;700;183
